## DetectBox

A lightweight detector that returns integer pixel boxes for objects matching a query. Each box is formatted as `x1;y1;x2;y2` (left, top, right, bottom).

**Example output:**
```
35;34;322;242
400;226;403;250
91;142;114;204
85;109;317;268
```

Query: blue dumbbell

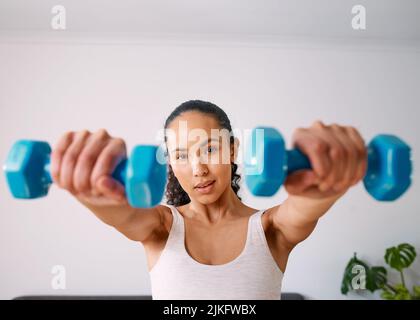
3;140;167;208
245;127;412;201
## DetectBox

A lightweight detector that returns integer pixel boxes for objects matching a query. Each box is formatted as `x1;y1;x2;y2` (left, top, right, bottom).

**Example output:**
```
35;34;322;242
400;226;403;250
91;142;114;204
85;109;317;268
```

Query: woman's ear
230;137;240;163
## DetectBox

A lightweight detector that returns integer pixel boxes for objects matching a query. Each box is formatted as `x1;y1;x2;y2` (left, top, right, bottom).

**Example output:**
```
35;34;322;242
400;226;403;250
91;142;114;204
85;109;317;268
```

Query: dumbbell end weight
124;145;168;208
363;134;412;201
244;127;285;197
4;140;52;199
244;127;313;197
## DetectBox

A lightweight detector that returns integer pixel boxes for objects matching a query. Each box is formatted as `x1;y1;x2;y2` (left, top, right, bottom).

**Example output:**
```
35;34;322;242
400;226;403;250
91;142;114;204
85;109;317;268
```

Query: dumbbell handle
6;140;129;193
286;149;311;174
285;148;377;175
288;146;383;196
41;156;128;187
246;127;411;201
286;134;412;201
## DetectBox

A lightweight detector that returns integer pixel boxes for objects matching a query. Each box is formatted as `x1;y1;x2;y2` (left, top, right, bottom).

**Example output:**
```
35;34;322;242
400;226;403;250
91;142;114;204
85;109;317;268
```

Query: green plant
341;243;420;300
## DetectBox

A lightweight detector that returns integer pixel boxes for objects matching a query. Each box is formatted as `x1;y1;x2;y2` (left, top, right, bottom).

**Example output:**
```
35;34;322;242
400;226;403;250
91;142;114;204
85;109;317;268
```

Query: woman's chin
194;194;218;204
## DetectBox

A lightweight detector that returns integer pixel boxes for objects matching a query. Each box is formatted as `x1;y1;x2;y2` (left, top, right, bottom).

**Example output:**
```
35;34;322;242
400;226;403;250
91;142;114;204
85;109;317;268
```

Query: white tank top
149;205;284;300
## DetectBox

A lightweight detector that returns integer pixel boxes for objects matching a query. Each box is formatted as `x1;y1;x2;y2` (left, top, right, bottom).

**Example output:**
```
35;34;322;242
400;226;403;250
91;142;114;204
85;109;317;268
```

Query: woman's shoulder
156;204;176;233
158;203;202;229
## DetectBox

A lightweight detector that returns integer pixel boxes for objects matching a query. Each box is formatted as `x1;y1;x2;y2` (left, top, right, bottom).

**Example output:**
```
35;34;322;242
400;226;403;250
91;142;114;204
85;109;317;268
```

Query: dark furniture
14;293;304;300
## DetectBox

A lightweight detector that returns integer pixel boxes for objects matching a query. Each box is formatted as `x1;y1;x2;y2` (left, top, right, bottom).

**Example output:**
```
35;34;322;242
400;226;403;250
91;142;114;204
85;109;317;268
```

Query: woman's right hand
50;129;129;207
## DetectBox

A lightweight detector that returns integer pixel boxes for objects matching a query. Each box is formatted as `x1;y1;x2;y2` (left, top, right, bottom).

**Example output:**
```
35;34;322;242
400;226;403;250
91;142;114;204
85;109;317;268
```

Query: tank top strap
164;205;186;251
167;204;181;224
248;209;268;246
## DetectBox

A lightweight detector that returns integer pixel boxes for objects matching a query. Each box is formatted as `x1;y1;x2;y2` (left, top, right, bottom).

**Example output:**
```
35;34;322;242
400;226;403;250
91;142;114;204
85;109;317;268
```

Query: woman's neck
185;187;244;224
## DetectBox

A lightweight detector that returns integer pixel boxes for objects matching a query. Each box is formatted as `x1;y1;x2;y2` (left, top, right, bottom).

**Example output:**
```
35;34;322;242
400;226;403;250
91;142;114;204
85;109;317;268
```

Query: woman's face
165;111;238;204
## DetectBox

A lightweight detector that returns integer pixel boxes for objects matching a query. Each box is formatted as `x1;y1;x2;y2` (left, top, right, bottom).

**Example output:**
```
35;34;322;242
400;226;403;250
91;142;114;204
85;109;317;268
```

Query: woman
50;100;367;299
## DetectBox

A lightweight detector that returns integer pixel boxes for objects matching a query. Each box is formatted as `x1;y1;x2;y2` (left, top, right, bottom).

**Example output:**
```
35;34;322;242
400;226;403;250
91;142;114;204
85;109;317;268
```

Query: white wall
0;34;419;299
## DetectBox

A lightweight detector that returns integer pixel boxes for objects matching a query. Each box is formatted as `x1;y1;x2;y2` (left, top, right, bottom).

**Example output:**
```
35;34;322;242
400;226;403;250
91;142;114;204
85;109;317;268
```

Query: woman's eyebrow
171;137;219;153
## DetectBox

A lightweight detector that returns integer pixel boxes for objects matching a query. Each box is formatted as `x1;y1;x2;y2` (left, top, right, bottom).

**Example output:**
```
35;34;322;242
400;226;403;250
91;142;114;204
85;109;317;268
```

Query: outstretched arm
51;129;164;243
268;120;368;248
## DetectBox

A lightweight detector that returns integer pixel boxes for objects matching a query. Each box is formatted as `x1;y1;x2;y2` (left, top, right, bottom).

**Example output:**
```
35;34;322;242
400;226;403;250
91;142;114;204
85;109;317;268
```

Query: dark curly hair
163;100;242;206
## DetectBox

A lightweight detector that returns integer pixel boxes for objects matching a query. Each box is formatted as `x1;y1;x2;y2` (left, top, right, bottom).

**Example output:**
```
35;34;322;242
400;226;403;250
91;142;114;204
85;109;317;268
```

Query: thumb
95;176;126;201
284;170;320;195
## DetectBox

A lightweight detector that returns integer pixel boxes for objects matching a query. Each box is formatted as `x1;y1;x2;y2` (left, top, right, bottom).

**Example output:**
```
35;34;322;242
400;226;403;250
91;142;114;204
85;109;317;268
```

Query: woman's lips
195;180;215;194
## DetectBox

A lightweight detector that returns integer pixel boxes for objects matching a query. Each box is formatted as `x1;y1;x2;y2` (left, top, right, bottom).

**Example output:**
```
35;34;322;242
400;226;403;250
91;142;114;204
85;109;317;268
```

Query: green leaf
381;284;412;300
394;284;412;300
381;287;396;300
384;243;417;272
341;253;385;295
368;266;387;291
413;285;420;299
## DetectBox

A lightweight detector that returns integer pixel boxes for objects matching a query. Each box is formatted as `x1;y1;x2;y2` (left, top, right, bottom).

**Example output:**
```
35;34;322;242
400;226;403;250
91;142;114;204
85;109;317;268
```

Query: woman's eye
176;154;187;160
207;146;218;153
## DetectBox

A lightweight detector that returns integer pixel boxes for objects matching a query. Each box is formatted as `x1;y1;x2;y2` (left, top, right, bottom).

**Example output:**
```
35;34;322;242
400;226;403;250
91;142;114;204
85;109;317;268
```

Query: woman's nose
191;157;209;176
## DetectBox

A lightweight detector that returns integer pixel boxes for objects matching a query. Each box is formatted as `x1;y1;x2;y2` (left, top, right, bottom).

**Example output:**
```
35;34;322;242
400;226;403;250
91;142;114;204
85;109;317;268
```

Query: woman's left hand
284;121;368;200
